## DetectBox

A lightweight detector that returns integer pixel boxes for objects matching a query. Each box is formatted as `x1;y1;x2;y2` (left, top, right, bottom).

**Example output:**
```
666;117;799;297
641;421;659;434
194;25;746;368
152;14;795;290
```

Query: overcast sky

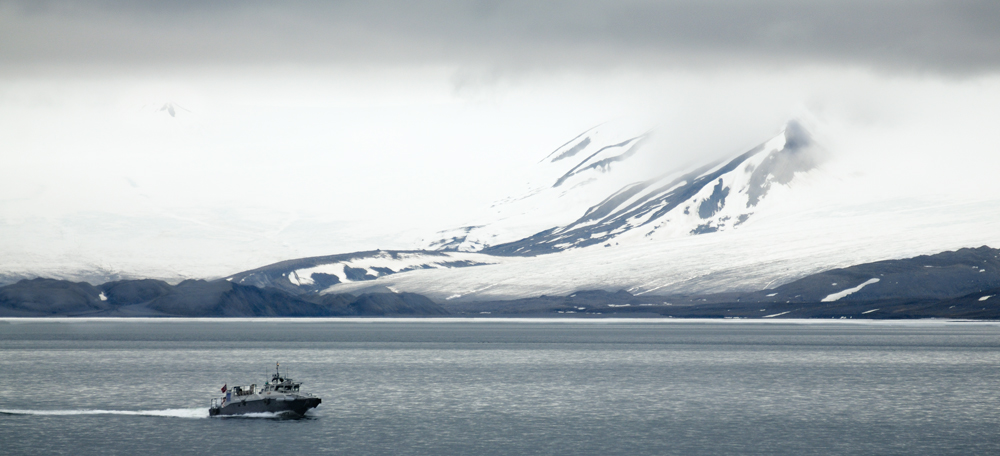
2;0;1000;280
3;0;1000;73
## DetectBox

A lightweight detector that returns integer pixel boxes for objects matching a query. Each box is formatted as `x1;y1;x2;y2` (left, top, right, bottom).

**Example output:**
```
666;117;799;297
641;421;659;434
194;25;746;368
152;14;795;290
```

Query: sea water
2;319;999;455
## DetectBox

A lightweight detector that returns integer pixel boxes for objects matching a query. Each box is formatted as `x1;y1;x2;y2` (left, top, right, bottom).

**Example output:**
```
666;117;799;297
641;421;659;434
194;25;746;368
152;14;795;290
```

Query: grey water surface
2;319;999;455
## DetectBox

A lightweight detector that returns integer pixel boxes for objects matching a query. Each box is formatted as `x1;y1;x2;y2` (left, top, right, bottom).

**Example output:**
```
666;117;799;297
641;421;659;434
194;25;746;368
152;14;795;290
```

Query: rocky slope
0;278;448;317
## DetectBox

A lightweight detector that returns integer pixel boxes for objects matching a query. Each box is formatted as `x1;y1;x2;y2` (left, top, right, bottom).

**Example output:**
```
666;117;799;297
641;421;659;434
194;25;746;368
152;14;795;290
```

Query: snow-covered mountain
484;121;821;255
19;117;998;306
424;121;652;252
423;120;821;257
285;119;1000;302
227;120;831;298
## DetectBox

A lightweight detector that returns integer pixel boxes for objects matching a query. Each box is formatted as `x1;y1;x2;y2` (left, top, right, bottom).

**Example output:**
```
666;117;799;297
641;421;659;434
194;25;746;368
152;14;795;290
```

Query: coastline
3;316;998;325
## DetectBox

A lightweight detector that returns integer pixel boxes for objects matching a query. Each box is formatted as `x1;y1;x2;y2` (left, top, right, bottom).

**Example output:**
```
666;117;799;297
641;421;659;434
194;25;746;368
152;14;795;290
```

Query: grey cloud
2;0;999;75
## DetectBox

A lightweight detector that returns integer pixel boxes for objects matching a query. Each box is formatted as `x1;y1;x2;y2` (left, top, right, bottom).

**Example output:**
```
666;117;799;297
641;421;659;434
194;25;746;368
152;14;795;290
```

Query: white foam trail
220;411;292;419
0;408;209;419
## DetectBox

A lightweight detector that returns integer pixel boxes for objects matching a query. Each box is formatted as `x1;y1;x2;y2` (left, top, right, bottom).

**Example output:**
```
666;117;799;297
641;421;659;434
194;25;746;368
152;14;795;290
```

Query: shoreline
2;316;998;325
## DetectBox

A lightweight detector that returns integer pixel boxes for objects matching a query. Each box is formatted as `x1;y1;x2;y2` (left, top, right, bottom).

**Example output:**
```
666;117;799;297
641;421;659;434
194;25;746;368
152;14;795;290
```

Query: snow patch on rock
822;278;880;302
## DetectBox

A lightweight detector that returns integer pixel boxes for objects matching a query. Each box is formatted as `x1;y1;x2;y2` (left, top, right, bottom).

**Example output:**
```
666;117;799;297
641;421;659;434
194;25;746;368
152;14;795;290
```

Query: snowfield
324;182;1000;301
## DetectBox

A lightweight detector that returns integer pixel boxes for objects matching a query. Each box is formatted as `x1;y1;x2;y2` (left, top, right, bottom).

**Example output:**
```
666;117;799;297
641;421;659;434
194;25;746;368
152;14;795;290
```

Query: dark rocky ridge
4;246;999;319
330;292;448;316
0;278;107;316
678;245;1000;304
0;278;448;317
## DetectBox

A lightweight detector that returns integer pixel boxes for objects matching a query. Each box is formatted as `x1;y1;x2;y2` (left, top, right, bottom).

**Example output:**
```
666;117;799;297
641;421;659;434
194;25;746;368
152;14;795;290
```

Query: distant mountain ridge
5;246;997;318
0;277;448;317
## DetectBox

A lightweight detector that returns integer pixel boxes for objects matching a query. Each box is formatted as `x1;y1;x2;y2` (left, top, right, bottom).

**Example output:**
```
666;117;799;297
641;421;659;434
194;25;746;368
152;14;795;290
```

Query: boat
209;363;321;417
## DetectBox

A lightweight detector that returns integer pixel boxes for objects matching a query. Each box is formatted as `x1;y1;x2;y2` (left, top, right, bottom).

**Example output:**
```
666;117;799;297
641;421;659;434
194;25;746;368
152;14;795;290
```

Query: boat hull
209;397;321;417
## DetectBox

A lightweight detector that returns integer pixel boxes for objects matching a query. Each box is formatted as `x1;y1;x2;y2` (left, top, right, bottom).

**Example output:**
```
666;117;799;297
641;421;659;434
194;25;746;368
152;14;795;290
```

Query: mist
2;1;999;280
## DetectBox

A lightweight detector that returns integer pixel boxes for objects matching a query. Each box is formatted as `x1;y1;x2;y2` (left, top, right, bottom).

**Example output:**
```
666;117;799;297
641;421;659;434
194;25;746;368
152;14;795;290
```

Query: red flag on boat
221;384;227;393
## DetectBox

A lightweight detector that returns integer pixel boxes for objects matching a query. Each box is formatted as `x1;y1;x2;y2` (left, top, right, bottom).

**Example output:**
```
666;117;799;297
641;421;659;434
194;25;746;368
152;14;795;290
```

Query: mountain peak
482;121;823;255
783;119;811;150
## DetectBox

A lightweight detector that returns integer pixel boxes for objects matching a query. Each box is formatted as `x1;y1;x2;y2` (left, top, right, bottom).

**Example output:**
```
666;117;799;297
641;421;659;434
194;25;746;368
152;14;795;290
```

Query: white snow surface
821;279;881;302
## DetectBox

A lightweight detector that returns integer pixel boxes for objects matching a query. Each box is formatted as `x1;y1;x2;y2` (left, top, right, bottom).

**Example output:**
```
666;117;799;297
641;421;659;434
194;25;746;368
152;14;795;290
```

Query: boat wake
0;408;210;419
0;408;313;420
218;411;306;419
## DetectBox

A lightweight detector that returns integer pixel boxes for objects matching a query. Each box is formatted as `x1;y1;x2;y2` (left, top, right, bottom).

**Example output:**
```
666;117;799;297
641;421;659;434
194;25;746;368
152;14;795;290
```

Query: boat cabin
263;372;301;393
231;384;257;396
